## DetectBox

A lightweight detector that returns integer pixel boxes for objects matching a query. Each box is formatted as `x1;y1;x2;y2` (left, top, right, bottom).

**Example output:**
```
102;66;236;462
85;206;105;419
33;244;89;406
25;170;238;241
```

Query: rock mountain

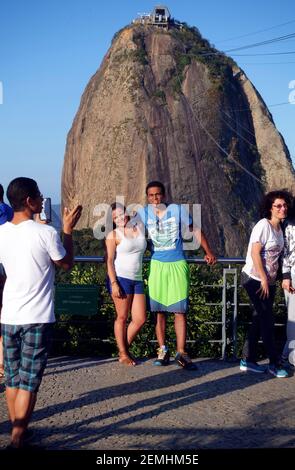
61;20;295;256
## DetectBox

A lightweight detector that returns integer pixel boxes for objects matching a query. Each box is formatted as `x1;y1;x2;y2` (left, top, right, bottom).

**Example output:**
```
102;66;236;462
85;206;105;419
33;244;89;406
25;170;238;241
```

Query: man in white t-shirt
0;177;82;449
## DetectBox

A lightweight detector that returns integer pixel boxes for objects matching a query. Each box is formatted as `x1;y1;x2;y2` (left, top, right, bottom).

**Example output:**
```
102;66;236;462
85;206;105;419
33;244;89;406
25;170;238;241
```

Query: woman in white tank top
105;203;147;366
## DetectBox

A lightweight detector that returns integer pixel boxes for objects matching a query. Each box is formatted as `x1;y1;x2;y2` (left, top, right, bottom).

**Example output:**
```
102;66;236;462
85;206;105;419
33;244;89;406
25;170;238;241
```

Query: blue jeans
242;273;278;365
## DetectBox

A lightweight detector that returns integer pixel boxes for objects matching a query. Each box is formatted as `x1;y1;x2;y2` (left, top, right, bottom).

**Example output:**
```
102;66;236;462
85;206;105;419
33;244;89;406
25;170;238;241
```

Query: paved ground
0;356;294;450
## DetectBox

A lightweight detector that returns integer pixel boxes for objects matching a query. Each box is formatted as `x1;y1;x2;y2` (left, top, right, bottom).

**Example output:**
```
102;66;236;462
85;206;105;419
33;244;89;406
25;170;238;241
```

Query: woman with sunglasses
105;203;147;366
240;190;292;378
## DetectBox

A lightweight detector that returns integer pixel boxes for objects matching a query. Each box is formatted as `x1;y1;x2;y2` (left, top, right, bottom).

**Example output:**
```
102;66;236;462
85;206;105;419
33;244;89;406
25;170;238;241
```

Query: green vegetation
131;48;148;65
131;30;148;65
152;89;166;103
111;22;236;99
170;52;191;95
169;22;236;94
111;49;131;66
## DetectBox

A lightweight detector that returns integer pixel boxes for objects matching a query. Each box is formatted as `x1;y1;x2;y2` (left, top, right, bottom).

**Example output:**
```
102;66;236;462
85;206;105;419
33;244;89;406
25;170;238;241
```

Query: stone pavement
0;356;294;450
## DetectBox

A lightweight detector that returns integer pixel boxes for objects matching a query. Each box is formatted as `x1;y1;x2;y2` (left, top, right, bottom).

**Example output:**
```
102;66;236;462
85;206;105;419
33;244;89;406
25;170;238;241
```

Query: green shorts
148;259;190;313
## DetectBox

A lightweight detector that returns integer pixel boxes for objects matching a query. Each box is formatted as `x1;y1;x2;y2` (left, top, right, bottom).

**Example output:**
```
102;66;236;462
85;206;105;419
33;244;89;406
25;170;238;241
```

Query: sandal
118;354;136;366
128;352;139;365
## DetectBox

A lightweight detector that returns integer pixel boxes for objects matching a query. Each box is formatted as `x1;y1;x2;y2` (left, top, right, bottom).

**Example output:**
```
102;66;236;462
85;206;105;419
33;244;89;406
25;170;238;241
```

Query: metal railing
55;257;286;359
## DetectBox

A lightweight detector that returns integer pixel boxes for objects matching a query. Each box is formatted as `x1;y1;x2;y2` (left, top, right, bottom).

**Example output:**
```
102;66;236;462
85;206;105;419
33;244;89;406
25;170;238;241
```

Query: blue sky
1;0;294;203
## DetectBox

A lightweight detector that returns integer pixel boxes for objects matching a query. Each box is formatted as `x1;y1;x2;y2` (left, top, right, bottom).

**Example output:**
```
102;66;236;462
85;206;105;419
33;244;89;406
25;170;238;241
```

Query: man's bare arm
53;205;82;271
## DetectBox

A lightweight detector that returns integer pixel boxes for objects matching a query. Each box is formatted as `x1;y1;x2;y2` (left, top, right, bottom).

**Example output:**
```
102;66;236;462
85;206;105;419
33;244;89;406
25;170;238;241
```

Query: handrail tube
74;256;246;264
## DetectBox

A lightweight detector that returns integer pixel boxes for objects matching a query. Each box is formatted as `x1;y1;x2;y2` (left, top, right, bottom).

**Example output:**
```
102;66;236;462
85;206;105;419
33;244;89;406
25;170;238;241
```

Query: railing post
232;269;238;359
222;269;227;360
222;267;238;360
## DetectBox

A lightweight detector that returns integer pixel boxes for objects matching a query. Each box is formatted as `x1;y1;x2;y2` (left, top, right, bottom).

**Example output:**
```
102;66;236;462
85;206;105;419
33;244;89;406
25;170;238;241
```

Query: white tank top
114;228;147;281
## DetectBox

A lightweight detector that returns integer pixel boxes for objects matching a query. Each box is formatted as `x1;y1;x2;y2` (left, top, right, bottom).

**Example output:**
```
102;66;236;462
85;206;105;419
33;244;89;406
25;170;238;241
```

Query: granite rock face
62;24;295;256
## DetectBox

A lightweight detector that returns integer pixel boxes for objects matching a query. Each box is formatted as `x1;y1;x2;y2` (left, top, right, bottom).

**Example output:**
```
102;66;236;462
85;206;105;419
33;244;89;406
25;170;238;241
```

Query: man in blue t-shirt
137;181;216;370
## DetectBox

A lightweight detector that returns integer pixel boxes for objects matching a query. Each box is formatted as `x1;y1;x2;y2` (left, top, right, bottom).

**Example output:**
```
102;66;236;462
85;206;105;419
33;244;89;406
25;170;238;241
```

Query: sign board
55;284;99;316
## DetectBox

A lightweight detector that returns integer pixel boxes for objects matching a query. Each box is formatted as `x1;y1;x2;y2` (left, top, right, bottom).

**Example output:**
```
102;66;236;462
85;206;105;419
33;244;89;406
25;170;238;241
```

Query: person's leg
127;294;146;346
112;294;134;364
174;313;186;353
0;277;4;376
6;387;18;422
15;323;51;446
2;324;22;434
174;313;197;369
5;323;50;447
6;387;36;447
243;280;277;364
155;312;166;347
282;286;295;359
242;310;260;362
256;286;277;365
153;312;170;366
0;335;4;377
6;385;36;425
242;278;263;362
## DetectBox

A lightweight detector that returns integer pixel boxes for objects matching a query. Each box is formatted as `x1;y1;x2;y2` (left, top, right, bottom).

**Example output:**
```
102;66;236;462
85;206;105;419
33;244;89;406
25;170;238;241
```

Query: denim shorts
106;276;144;295
2;323;53;393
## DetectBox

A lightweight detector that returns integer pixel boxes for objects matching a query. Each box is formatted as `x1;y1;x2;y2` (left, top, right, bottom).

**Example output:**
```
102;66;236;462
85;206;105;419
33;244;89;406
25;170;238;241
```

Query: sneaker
240;359;267;373
279;356;294;370
175;352;198;370
268;365;289;378
153;347;170;366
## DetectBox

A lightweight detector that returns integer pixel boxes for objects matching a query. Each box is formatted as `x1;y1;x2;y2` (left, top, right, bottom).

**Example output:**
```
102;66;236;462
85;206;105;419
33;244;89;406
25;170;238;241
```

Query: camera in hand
40;197;52;222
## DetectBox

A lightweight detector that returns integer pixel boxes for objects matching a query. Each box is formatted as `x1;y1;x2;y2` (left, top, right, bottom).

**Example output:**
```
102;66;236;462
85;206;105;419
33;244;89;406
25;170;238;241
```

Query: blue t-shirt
0;202;13;225
137;203;192;262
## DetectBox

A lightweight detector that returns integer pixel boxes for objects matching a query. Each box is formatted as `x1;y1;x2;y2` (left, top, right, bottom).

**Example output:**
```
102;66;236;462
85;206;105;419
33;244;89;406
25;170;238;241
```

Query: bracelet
111;280;118;285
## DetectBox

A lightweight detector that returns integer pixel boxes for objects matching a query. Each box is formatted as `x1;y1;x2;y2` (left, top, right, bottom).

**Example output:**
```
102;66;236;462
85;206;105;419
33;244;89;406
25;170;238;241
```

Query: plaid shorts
2;323;53;393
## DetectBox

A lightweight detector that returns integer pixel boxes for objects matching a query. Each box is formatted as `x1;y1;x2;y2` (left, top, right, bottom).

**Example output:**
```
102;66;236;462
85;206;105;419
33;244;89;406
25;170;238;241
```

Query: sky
1;0;295;203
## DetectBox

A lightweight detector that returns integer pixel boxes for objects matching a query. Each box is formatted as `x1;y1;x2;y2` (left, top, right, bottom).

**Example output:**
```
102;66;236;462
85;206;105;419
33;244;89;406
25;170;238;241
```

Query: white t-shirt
0;220;66;325
242;218;284;285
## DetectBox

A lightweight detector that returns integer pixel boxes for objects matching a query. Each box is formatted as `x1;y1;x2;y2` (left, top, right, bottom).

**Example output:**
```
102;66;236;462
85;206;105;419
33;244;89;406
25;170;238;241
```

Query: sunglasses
272;203;288;209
